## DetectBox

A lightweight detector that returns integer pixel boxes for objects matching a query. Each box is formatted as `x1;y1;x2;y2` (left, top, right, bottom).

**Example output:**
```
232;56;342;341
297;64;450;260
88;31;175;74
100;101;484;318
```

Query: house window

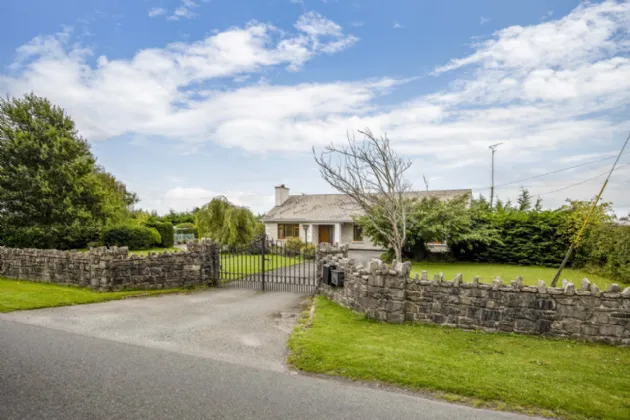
353;224;363;241
278;224;300;239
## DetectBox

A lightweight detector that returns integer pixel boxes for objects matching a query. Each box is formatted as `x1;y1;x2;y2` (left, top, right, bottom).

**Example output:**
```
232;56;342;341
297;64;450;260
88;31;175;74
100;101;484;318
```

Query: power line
472;150;630;193
551;129;630;287
534;161;630;197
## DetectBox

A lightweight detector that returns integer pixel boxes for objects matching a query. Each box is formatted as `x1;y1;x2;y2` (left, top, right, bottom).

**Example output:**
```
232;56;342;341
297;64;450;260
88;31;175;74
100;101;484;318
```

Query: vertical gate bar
261;235;266;292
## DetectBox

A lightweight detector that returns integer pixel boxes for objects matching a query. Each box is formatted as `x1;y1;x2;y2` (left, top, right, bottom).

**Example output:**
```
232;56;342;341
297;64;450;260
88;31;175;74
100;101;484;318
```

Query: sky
1;0;629;216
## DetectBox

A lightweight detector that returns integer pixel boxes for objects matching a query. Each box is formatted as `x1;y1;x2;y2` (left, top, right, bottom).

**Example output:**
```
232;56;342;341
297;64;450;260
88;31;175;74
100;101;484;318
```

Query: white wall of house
264;222;383;250
265;223;278;241
340;223;383;250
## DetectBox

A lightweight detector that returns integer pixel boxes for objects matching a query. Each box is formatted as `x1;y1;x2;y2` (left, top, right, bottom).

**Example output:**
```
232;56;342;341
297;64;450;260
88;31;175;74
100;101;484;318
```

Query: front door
318;225;333;245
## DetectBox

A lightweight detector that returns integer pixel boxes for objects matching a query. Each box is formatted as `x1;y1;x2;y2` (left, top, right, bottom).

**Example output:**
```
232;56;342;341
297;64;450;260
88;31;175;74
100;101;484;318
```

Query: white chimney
275;184;290;206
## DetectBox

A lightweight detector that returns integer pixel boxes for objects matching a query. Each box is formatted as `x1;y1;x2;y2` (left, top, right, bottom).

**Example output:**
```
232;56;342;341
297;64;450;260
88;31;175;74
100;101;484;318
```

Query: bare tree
313;128;413;262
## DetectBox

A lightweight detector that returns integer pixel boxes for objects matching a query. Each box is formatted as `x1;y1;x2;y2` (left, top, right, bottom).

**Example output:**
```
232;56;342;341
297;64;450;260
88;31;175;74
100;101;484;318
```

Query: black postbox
323;264;336;285
331;269;345;287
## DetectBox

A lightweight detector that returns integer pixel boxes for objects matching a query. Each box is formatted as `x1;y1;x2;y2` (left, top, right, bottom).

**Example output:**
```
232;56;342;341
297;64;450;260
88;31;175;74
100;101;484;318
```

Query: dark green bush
101;224;159;250
145;220;174;248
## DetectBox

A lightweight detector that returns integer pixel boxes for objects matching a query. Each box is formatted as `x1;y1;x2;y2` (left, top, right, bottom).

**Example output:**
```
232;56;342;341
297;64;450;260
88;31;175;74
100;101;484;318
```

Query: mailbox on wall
331;269;345;287
323;264;336;285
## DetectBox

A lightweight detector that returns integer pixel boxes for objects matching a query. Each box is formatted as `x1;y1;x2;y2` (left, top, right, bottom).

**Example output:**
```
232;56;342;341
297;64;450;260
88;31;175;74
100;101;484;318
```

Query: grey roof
262;189;472;223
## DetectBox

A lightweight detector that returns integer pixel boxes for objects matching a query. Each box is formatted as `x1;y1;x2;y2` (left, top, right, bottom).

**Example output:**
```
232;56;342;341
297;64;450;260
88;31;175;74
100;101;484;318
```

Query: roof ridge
288;188;472;197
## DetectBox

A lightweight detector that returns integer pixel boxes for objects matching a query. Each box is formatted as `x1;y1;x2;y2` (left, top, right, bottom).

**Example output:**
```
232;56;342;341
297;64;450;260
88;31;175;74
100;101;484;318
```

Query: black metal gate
219;235;317;294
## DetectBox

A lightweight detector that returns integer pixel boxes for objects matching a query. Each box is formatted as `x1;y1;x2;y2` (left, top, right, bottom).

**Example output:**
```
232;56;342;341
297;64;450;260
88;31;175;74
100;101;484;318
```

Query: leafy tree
361;195;500;261
196;196;262;246
517;187;532;211
95;166;138;224
0;94;135;249
534;197;543;212
161;209;198;225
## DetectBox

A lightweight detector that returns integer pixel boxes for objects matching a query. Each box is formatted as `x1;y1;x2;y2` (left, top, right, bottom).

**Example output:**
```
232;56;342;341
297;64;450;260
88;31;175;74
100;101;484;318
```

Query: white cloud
148;187;273;213
290;0;304;3
148;0;203;21
148;7;167;18
2;1;630;212
0;13;359;143
393;21;403;29
480;16;492;25
168;2;197;21
351;21;364;27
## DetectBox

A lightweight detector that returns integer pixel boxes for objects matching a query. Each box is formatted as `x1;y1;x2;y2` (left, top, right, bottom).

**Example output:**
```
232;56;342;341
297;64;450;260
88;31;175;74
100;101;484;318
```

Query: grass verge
410;262;626;290
288;296;630;420
0;277;197;313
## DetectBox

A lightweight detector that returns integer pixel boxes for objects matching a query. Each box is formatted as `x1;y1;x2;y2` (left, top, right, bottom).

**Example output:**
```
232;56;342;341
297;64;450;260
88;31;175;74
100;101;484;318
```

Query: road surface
0;289;538;420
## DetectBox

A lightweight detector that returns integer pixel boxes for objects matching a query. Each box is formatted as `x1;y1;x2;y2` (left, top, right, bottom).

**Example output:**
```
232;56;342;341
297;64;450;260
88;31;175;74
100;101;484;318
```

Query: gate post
261;235;266;292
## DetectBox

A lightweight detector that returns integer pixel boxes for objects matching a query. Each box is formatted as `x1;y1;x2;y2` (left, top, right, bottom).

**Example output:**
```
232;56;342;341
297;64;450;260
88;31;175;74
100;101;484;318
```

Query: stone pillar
334;223;341;246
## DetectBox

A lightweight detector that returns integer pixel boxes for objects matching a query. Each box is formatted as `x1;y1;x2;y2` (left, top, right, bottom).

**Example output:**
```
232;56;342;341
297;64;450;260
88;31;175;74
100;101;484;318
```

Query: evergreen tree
517;187;532;211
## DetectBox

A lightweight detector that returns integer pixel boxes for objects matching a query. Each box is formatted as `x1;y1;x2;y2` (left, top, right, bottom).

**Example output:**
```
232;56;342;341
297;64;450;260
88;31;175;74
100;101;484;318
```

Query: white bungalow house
262;185;472;250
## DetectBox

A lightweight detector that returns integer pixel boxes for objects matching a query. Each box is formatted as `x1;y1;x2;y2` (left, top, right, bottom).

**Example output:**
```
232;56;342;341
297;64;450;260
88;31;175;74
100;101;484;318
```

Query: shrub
101;224;159;250
285;237;304;254
300;244;316;259
145;220;174;248
148;227;162;247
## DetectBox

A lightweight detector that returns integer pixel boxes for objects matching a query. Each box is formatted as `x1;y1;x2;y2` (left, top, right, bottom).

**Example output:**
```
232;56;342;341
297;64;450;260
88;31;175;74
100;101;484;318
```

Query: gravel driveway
0;289;305;372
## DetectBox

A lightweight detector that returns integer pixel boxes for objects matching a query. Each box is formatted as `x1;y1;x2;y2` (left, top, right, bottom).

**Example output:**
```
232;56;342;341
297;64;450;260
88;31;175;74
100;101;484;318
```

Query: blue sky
1;0;629;215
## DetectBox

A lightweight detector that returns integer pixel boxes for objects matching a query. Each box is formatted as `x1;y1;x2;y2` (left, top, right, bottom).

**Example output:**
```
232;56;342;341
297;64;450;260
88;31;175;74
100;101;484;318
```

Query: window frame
278;223;300;240
352;224;363;242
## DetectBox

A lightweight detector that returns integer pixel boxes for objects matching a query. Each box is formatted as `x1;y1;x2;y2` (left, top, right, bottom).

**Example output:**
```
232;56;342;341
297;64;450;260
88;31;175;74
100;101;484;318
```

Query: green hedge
145;220;174;248
101;225;161;250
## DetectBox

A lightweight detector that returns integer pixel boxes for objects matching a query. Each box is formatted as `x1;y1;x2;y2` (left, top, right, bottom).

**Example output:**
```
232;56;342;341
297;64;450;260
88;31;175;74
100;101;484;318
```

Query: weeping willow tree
195;196;263;247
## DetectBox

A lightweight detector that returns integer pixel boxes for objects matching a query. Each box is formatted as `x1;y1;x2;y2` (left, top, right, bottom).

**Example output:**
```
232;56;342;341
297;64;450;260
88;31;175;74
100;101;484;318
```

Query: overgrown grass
0;277;192;313
410;262;627;289
288;296;630;420
220;254;304;282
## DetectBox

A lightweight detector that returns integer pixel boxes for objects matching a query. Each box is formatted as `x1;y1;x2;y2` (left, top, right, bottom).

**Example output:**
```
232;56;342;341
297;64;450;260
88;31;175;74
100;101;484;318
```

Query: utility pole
489;143;502;208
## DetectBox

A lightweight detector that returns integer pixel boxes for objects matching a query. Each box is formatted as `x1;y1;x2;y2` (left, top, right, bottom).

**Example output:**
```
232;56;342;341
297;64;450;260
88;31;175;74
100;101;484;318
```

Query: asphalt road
0;289;305;372
0;320;536;420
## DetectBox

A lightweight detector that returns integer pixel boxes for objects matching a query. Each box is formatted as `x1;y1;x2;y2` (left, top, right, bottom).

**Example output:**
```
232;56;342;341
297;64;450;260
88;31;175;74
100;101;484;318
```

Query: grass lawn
410;262;627;290
0;277;191;313
129;247;182;256
288;297;630;420
220;254;304;282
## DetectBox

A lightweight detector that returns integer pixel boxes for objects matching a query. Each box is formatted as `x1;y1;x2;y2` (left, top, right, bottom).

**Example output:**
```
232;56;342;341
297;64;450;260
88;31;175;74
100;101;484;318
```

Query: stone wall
317;245;630;345
0;240;220;291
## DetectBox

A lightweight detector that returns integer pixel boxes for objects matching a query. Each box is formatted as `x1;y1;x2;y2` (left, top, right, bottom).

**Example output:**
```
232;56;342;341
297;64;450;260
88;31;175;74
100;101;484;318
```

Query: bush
285;237;304;254
145;220;174;248
101;224;160;250
300;244;316;259
148;227;162;247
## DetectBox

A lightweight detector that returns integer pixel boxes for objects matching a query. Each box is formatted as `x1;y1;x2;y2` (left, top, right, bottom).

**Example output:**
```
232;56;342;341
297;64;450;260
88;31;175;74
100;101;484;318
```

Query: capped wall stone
317;251;630;346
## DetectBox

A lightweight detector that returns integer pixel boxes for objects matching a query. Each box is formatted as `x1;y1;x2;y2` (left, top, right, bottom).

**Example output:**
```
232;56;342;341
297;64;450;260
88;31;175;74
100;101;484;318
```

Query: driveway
348;249;384;265
0;289;304;372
